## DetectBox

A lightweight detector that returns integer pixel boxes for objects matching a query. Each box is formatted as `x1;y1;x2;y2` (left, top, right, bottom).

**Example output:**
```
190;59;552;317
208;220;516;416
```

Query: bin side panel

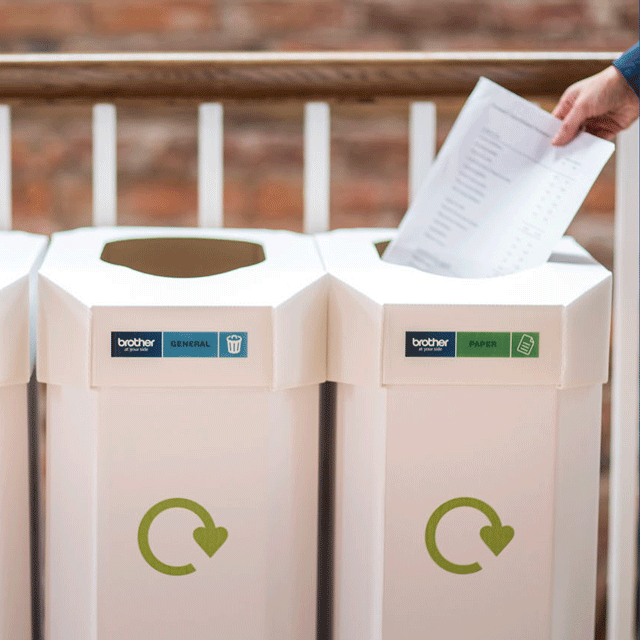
0;384;31;640
94;386;318;640
327;279;383;387
45;385;99;640
272;276;328;390
551;385;602;640
37;276;91;387
561;277;612;388
0;278;29;386
333;384;387;640
265;385;319;638
383;385;556;639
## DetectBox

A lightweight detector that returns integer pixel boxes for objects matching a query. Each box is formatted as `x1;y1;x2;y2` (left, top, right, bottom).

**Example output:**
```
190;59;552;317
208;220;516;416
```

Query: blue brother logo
405;331;456;357
112;332;162;357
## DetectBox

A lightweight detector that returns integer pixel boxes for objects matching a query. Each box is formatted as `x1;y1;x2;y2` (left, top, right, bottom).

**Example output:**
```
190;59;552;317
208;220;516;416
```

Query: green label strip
457;332;511;358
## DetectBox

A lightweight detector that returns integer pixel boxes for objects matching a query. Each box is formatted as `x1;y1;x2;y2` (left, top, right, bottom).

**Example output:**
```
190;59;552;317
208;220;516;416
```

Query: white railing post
0;105;11;231
92;104;117;227
607;118;639;640
304;102;330;233
198;103;224;228
409;102;436;203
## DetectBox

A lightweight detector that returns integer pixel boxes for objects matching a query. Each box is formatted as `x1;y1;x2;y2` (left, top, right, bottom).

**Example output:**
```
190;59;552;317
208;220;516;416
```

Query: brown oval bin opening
374;240;390;258
100;237;266;278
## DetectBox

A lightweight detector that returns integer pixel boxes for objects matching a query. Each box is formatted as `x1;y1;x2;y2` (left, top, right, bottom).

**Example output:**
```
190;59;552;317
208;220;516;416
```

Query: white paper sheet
383;77;615;278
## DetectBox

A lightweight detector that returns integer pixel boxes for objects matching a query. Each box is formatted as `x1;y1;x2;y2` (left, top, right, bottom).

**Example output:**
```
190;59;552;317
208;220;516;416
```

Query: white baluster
198;103;224;228
0;106;11;231
304;102;330;233
92;104;117;226
409;102;436;203
608;119;639;640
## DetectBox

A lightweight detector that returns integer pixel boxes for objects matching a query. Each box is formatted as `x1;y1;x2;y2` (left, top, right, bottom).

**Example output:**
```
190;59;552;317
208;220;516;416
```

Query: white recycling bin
38;227;327;640
316;228;612;640
0;231;47;640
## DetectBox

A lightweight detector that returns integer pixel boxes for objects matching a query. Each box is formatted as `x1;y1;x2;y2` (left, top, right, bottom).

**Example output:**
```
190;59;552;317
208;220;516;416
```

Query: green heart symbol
480;524;514;556
193;525;228;557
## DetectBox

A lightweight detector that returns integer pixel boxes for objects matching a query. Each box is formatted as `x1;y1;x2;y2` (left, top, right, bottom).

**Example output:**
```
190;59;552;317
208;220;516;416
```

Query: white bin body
46;385;318;640
334;384;602;640
0;231;47;640
38;228;327;640
317;229;612;640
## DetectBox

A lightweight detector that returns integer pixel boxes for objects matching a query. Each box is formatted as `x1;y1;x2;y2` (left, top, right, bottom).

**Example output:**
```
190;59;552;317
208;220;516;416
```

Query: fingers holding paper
551;65;639;145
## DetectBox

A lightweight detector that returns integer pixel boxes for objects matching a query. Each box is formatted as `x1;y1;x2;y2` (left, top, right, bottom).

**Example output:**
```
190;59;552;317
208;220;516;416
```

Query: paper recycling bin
316;228;612;640
0;231;47;640
38;227;327;640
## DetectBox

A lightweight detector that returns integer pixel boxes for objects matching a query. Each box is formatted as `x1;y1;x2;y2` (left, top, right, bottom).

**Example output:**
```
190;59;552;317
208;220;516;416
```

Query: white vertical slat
304;102;330;233
409;102;436;202
92;104;117;226
0;106;11;231
198;103;224;228
607;119;639;640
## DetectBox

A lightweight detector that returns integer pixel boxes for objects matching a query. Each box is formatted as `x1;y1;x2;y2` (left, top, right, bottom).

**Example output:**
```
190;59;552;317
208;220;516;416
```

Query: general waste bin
38;227;327;640
316;228;612;640
0;231;47;640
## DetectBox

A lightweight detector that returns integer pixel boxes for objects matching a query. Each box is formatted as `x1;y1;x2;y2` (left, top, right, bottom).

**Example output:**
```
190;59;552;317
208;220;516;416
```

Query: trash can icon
38;227;327;640
226;334;242;354
317;229;611;640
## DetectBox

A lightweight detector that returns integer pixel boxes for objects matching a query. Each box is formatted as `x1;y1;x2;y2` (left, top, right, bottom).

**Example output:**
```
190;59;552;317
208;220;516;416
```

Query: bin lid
38;227;327;390
316;229;611;388
0;231;48;385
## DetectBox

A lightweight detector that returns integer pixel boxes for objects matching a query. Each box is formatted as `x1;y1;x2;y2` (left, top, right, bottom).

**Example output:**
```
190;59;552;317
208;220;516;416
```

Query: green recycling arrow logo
425;497;514;575
138;498;228;576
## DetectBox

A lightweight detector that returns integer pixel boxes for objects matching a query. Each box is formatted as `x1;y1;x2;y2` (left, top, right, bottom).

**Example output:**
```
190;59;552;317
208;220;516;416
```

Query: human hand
551;65;639;145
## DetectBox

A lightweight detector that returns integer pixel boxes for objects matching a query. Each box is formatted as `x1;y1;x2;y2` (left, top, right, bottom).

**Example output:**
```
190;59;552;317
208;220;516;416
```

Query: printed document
383;77;615;277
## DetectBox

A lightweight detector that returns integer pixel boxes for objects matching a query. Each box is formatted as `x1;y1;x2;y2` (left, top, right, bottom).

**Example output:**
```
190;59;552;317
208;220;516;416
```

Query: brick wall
6;0;635;241
0;0;636;53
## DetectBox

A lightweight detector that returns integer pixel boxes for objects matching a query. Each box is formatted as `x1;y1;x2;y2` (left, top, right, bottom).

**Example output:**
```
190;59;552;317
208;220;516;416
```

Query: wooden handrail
0;51;619;102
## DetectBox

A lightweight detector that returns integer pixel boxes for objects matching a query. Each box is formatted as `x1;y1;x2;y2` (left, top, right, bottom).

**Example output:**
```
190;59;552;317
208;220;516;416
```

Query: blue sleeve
613;42;640;96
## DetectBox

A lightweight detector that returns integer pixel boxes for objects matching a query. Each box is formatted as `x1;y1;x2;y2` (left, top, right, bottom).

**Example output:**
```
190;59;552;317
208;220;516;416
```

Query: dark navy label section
406;331;456;357
112;332;162;357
